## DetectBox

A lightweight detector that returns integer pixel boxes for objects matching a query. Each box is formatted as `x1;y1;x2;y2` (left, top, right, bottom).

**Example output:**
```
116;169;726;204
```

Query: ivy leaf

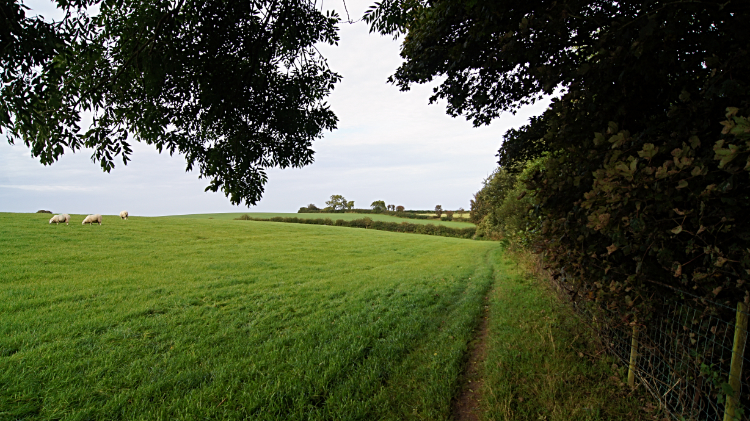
671;225;683;234
713;141;740;168
607;121;619;134
606;244;618;254
676;179;688;189
729;116;750;138
637;143;657;160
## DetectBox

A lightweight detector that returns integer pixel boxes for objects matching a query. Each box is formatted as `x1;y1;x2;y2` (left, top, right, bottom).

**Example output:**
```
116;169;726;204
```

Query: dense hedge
236;215;476;239
472;109;750;325
528;111;750;322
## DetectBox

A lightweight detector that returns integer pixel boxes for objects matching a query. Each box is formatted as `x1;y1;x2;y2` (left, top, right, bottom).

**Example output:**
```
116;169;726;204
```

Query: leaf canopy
1;0;341;205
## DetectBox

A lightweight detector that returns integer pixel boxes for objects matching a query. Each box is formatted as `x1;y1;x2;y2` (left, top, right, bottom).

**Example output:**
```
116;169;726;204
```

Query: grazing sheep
120;210;128;220
49;214;69;225
82;214;102;225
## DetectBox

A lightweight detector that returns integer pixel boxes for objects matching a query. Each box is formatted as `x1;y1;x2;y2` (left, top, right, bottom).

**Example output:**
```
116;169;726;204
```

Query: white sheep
120;210;129;220
82;214;102;225
49;214;70;225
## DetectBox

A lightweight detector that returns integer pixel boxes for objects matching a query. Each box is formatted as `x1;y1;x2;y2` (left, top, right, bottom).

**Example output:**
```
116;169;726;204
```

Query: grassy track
479;251;651;420
173;212;476;228
0;213;497;420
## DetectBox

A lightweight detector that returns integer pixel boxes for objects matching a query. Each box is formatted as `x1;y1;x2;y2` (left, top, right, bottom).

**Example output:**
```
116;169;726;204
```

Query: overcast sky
0;1;550;216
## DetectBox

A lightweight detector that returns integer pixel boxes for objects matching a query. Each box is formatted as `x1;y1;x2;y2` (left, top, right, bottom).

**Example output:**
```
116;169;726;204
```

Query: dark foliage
469;168;517;224
2;0;341;205
366;0;750;321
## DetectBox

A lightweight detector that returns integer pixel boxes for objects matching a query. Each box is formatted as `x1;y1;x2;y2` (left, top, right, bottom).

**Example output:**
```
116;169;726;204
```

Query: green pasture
173;212;475;228
0;212;496;420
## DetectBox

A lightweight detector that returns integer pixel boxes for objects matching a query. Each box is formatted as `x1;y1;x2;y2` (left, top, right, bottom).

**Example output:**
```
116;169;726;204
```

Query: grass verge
479;248;664;421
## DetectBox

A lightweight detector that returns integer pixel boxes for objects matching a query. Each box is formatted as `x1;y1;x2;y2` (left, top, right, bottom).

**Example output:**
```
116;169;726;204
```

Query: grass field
173;212;476;229
0;213;651;420
0;213;496;420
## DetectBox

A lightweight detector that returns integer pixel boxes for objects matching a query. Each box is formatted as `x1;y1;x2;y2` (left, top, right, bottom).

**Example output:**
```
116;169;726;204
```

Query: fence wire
563;288;749;421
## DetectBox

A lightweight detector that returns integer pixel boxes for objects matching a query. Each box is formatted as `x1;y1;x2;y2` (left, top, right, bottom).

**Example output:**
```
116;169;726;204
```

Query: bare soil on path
452;294;491;421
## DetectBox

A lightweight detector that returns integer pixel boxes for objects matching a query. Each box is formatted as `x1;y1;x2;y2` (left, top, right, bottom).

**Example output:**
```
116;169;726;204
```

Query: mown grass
174;212;476;228
0;212;496;420
479;249;659;421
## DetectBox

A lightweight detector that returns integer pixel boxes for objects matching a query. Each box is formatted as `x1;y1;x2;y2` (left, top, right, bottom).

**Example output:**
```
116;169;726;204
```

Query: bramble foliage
1;0;341;205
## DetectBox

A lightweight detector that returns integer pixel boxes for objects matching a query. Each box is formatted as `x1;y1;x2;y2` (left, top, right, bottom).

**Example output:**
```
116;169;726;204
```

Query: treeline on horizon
297;207;438;221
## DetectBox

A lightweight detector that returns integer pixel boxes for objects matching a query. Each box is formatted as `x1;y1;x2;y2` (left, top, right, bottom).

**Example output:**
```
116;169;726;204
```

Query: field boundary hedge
235;215;477;239
297;208;435;220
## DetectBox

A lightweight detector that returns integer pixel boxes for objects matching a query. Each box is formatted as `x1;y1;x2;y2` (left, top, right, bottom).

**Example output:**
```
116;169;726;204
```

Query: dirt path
452;294;491;421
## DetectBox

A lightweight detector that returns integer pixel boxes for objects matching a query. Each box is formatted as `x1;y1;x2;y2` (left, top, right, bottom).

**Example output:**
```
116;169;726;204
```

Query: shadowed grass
0;213;496;420
479;249;659;421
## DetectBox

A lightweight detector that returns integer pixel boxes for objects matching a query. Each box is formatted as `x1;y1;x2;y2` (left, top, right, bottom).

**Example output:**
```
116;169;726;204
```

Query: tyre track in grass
452;263;494;421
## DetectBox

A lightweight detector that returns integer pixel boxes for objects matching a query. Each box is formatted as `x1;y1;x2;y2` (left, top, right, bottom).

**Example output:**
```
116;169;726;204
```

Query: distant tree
387;204;395;211
396;205;405;212
370;200;386;213
445;210;454;221
434;205;443;218
345;201;354;210
325;195;348;211
298;203;320;213
457;207;465;218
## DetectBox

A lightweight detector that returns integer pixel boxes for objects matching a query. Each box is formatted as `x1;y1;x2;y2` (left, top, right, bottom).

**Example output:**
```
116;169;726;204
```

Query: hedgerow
235;215;476;239
526;109;750;323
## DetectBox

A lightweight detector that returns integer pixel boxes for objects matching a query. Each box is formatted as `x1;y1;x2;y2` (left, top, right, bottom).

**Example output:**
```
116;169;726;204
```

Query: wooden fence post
724;302;748;421
628;324;639;388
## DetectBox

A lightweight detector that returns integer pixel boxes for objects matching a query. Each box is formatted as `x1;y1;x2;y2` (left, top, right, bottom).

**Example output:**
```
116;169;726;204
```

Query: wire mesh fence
560;282;749;421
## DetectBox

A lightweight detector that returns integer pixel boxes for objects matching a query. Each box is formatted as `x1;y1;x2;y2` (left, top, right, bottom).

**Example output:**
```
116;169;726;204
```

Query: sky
0;1;550;216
